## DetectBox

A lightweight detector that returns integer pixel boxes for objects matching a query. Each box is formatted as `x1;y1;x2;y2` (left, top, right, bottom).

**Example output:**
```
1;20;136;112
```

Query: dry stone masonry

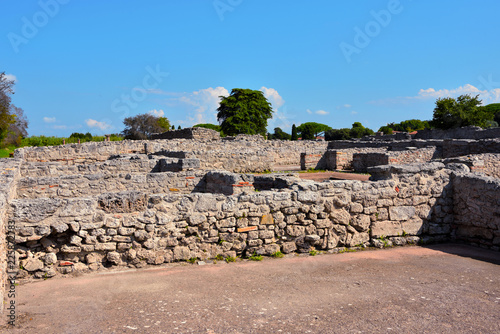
1;127;499;311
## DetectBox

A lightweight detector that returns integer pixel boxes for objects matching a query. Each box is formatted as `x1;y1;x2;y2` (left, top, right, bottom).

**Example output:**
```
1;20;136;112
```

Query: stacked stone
10;163;456;279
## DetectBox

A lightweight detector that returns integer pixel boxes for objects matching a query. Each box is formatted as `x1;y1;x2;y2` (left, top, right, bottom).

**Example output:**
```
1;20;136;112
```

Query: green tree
271;127;291;140
157;117;171;131
349;122;374;138
325;128;351;140
217;88;273;136
121;113;171;140
178;125;181;130
378;119;430;133
291;124;298;141
431;94;491;129
297;122;332;140
0;72;27;146
378;126;393;135
479;103;500;127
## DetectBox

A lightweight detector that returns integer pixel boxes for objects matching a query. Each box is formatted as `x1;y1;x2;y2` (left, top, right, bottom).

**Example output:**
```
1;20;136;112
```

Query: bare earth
3;244;500;334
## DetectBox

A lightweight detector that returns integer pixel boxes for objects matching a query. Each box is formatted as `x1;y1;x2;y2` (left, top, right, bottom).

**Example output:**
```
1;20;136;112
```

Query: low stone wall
16;170;207;199
452;173;500;249
353;153;389;173
414;126;500;140
10;163;457;279
16;138;329;172
149;127;221;140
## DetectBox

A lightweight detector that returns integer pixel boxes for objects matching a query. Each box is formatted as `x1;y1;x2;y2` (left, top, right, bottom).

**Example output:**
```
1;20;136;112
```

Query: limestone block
371;221;402;238
173;246;191;261
286;225;305;237
60;198;96;217
351;215;370;232
389;206;416;221
23;258;44;272
282;241;297;253
329;209;350;225
260;214;274;225
401;218;425;235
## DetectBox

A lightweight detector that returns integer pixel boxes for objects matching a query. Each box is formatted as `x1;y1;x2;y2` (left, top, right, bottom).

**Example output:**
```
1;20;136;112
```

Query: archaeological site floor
5;244;500;333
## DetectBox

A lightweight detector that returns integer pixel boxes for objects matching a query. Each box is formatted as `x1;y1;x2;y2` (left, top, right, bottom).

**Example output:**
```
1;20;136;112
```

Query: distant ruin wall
414;126;500;140
15;139;328;173
149;127;221;140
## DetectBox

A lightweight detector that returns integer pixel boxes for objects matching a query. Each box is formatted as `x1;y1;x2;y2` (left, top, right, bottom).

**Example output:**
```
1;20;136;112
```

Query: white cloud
178;87;229;124
260;87;285;111
351;111;358;115
336;104;352;109
43;117;56;123
5;74;17;82
85;119;111;131
370;84;500;105
148;109;164;117
52;125;67;130
307;109;329;115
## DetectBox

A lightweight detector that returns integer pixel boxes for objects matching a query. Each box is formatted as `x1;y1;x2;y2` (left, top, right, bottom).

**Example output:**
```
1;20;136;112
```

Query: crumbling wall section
452;172;500;250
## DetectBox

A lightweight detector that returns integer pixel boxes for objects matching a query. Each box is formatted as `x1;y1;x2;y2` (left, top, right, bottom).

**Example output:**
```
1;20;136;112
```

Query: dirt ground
3;244;500;333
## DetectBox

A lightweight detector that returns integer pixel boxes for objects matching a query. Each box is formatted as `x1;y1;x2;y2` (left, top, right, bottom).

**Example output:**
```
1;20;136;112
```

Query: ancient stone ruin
1;126;499;308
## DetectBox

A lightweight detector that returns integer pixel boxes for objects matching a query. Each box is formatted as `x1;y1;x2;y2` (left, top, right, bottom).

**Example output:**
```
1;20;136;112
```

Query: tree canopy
378;119;431;133
349;122;374;138
430;94;493;129
268;127;291;140
296;122;332;140
291;124;298;141
0;72;28;146
217;88;273;136
121;113;171;140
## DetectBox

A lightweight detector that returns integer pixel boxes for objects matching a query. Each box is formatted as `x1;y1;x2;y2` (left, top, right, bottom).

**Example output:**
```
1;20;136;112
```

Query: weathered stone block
389;206;416;221
371;221;402;238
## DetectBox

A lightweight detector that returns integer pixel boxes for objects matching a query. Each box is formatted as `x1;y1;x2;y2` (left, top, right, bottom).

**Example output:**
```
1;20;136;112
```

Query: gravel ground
3;244;500;334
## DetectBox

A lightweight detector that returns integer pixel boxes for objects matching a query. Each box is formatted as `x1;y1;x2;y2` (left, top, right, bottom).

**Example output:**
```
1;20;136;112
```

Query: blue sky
1;0;499;137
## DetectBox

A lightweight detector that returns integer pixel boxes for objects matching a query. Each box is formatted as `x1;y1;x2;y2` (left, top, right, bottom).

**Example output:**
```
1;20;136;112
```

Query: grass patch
225;256;236;263
271;251;285;258
309;249;319;256
249;253;263;261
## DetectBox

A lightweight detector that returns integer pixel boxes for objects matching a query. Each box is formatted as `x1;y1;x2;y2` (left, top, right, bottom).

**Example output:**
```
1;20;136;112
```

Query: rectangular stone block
237;226;258;233
371;221;402;238
389;206;416;221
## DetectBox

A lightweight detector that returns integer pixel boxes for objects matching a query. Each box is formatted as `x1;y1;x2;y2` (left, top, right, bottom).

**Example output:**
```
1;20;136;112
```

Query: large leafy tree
121;113;171;140
430;94;492;129
349;122;374;138
297;122;332;140
270;127;291;140
479;103;500;127
217;88;273;136
0;72;27;146
325;128;351;141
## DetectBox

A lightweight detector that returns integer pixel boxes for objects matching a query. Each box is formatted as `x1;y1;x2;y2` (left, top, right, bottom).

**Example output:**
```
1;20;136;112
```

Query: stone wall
149;127;221;140
414;126;500;140
16;138;328;173
452;173;500;249
10;163;458;280
0;158;23;311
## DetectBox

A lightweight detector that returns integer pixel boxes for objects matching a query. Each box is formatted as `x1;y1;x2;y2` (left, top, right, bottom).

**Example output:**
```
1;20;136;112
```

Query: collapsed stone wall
452;173;500;249
11;163;459;279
